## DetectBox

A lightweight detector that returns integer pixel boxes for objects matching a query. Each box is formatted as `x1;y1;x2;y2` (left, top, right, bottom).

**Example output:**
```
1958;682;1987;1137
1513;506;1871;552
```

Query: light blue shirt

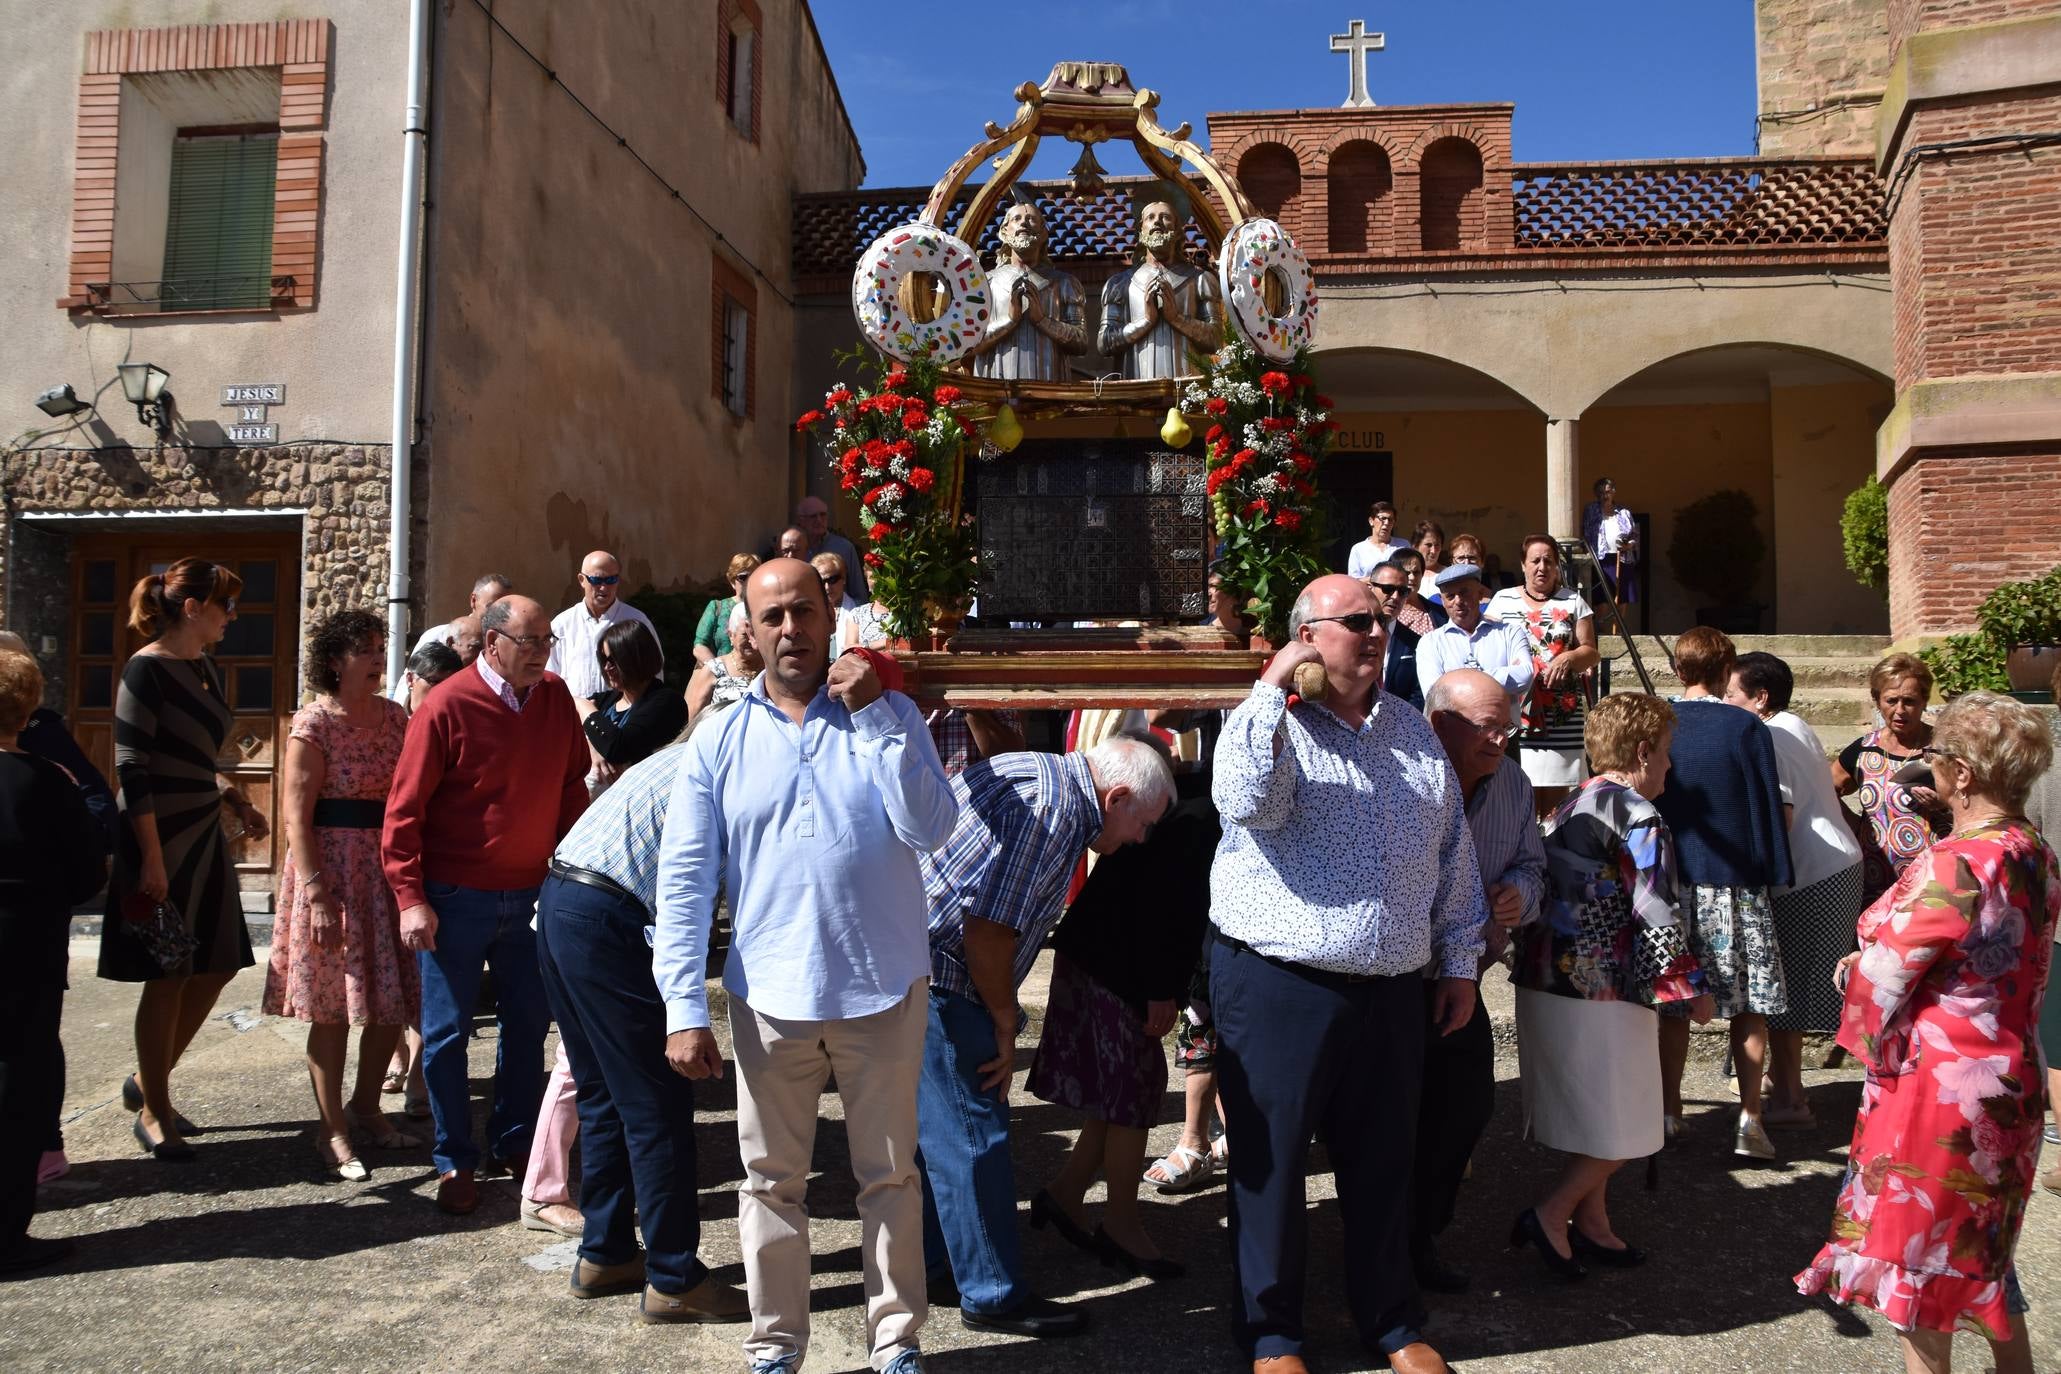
1414;617;1535;714
653;675;958;1032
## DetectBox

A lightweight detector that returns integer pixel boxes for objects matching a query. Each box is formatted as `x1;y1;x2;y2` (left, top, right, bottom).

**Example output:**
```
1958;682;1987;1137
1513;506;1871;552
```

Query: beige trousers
730;979;929;1371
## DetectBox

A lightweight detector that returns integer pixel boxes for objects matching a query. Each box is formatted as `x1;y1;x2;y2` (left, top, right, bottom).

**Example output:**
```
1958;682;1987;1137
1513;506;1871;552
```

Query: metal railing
84;275;296;310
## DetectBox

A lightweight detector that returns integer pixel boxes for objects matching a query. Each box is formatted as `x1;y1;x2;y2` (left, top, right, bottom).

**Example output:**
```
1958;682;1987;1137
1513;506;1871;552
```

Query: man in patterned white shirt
1208;573;1487;1374
547;550;659;703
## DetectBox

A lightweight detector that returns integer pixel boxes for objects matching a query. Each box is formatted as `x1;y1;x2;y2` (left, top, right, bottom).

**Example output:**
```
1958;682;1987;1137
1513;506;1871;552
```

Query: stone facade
1756;0;1892;156
0;441;396;704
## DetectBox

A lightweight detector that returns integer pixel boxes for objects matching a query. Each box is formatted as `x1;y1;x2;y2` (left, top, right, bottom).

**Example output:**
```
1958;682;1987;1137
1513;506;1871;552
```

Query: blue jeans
534;873;708;1294
916;988;1027;1315
417;882;549;1177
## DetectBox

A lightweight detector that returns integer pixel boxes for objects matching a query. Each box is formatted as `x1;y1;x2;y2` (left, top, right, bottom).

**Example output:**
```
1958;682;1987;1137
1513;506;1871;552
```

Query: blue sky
812;2;1758;189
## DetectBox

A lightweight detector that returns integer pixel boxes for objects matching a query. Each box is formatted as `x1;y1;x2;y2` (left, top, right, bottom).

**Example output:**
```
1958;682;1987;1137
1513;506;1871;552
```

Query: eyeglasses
1369;582;1406;598
1467;718;1513;745
824;573;846;584
221;597;238;614
495;632;557;652
583;574;620;587
1306;612;1377;634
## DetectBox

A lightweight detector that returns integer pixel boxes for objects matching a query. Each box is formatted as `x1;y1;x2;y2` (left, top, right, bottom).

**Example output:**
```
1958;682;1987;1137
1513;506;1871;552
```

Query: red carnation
1245;499;1268;517
902;408;931;431
907;467;935;492
1290;373;1312;391
933;384;962;405
1313;394;1335;410
1290;451;1315;474
1272;510;1302;531
794;410;824;431
840;473;862;493
825;387;854;408
864;551;885;569
1231;447;1258;471
1205;424;1225;444
1205;468;1230;496
882;369;910;391
956;416;977;437
868;522;892;542
1205;397;1230;416
1259;371;1291;397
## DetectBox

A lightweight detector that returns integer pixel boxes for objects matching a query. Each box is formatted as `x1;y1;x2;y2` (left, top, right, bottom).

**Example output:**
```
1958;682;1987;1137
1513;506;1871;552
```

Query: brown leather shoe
570;1254;647;1299
1386;1342;1451;1374
637;1275;750;1324
1253;1358;1309;1374
2043;1164;2061;1197
435;1169;477;1215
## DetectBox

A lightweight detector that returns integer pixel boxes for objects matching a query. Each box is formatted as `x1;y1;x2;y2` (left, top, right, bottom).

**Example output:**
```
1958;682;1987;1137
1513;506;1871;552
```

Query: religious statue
968;200;1087;381
1098;199;1219;380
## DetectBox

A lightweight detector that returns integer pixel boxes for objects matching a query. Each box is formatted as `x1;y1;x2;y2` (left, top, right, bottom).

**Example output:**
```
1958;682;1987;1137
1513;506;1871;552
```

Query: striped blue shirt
551;743;686;912
921;751;1103;1009
1464;754;1547;968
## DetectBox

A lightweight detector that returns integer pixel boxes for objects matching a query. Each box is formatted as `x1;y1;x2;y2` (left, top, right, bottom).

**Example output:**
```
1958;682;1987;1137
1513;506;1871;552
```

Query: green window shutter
161;135;277;310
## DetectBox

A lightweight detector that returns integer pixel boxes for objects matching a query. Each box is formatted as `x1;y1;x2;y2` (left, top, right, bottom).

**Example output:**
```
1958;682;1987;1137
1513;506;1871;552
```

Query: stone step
1611;655;1881;692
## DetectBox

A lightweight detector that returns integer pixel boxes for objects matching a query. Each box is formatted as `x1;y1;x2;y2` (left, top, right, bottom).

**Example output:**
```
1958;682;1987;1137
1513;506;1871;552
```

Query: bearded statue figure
968;200;1088;382
1097;199;1220;381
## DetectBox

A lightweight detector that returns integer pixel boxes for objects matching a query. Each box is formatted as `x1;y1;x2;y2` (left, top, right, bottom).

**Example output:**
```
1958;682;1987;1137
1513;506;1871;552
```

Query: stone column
1546;416;1580;539
1875;2;2061;637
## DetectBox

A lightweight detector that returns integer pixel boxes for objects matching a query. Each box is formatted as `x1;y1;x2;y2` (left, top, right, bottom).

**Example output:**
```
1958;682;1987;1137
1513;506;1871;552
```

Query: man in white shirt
1346;501;1412;580
1414;564;1534;721
547;550;659;703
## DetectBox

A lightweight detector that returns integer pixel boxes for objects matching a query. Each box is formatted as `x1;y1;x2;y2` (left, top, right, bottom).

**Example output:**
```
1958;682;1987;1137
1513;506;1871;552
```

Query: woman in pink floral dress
263;610;419;1180
1797;692;2059;1373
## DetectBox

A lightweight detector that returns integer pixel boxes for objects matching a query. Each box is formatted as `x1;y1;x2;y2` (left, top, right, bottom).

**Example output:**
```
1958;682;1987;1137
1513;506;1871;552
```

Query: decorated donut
850;222;991;364
1220;217;1319;363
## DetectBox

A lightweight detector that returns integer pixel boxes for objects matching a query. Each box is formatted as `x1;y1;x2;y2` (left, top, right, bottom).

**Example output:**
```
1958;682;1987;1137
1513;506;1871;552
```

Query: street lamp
116;362;174;436
34;384;93;418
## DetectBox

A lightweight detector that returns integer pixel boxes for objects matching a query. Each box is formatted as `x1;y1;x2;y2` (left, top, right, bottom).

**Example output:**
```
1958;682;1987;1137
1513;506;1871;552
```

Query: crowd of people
0;502;2057;1374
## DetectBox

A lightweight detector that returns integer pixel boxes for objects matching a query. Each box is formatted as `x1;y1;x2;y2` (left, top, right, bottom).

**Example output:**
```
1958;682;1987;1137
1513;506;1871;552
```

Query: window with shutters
722;300;750;415
711;251;756;420
162;135;279;311
716;0;761;144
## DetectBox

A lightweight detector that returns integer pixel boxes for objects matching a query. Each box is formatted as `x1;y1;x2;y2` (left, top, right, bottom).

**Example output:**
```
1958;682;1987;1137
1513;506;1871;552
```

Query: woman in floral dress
1797;691;2058;1373
263;610;418;1180
1487;536;1601;816
1836;652;1952;905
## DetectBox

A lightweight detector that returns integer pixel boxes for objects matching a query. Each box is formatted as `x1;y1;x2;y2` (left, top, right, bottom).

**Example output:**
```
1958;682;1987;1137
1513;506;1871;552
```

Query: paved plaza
5;939;2059;1374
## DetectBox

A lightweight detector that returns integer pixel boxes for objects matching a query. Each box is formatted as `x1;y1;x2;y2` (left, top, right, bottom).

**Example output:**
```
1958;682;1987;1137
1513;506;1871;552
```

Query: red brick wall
1326;141;1394;254
1888;451;2061;633
1237;143;1304;239
1419;137;1486;250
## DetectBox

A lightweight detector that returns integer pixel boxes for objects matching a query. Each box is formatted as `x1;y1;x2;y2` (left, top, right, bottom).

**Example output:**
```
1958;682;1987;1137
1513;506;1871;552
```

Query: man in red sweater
383;594;590;1215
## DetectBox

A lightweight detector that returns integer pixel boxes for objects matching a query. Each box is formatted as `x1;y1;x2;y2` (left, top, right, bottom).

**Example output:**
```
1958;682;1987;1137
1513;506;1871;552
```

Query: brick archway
1236;142;1303;238
1324;140;1394;255
1418;137;1485;251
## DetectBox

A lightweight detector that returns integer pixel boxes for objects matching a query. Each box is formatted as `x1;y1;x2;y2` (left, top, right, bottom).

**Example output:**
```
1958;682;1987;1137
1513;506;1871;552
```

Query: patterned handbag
122;891;198;971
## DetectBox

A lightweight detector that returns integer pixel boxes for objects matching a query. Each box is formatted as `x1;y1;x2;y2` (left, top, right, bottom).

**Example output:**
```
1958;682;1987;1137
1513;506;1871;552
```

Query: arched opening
1418;137;1484;251
1237;143;1303;234
1586;343;1894;637
1326;141;1392;254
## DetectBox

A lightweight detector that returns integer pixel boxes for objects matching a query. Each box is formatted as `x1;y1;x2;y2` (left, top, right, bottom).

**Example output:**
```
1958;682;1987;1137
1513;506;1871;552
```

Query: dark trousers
1409;980;1496;1258
534;873;707;1295
1211;934;1428;1361
417;882;549;1176
0;916;65;1249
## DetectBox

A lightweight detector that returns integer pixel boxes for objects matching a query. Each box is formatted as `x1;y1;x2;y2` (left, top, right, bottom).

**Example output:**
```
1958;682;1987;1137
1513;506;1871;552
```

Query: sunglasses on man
583;573;621;587
1305;612;1378;634
1369;582;1406;598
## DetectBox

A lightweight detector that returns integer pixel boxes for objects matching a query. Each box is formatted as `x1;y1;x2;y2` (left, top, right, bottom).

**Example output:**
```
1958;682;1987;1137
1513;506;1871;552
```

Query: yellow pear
988;403;1023;453
1160;406;1193;448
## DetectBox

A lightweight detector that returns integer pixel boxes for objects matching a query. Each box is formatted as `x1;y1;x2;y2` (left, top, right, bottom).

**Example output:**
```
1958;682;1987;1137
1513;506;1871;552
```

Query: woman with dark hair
1488;535;1601;815
100;558;267;1160
1835;652;1950;905
1387;548;1447;635
1412;520;1448;600
581;619;686;795
1653;626;1794;1160
263;609;418;1179
1797;692;2056;1372
400;639;462;716
1725;651;1865;1127
0;650;106;1272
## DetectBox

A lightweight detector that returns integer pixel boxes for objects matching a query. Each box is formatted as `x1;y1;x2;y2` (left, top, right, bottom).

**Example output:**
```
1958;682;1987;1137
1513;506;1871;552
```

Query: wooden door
70;532;301;896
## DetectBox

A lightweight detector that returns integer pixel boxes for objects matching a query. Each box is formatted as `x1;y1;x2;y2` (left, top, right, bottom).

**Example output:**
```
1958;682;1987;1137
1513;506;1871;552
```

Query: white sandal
1143;1143;1215;1193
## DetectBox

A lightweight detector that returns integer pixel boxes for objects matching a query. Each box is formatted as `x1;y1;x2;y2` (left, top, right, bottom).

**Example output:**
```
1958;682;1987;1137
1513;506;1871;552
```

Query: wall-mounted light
35;384;93;418
117;362;174;436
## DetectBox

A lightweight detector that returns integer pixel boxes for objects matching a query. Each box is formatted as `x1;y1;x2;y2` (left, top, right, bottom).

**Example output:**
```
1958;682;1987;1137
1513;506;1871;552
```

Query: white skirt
1515;988;1661;1160
1518;744;1588;789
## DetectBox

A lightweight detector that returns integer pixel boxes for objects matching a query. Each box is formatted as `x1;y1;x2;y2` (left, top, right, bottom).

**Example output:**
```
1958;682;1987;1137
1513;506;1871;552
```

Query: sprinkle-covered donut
851;223;990;364
1219;218;1319;362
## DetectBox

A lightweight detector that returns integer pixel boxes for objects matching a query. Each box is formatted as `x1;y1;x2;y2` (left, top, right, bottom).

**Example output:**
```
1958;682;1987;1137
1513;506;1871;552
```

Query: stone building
1;0;859;897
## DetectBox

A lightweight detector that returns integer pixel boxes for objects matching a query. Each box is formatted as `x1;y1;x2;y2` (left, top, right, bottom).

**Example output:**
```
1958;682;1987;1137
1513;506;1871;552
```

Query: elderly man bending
1411;669;1546;1294
655;558;958;1374
915;736;1173;1338
1210;574;1488;1374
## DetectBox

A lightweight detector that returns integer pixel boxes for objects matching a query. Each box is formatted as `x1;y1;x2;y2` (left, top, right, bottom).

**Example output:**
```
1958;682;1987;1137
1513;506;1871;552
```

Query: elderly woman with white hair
1797;691;2059;1374
684;601;761;724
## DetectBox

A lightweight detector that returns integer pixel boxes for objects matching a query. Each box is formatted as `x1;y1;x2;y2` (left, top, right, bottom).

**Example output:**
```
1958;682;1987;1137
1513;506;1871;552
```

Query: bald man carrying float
548;550;660;703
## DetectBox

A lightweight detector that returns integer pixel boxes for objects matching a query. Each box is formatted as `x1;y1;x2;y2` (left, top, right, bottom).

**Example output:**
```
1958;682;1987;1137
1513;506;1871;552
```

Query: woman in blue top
1652;627;1793;1161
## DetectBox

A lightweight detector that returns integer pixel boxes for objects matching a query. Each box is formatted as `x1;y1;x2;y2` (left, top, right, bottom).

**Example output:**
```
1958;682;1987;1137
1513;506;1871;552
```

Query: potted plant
1840;475;1888;590
1666;489;1766;634
1977;565;2061;693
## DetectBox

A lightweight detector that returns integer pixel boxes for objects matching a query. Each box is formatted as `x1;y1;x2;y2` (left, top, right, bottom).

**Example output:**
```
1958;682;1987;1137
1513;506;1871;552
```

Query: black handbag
122;891;199;971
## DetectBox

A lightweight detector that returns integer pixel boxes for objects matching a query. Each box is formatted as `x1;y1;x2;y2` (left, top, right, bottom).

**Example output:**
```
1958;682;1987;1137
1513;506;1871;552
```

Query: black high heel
1568;1226;1646;1268
1508;1208;1586;1280
1092;1226;1186;1282
1028;1190;1098;1255
133;1113;196;1162
123;1076;201;1135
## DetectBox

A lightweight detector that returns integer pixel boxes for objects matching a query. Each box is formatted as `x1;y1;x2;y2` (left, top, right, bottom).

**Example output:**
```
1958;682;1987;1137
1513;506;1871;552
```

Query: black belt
546;860;647;919
1213;927;1384;985
312;798;385;829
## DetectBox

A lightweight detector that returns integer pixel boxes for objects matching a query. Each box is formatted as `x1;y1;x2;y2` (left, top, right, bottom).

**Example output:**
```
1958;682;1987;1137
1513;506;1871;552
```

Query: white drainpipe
385;0;432;686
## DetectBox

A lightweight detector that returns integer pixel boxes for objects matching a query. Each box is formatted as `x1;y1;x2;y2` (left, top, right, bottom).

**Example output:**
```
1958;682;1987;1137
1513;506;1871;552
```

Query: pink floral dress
1795;817;2061;1337
262;698;418;1025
